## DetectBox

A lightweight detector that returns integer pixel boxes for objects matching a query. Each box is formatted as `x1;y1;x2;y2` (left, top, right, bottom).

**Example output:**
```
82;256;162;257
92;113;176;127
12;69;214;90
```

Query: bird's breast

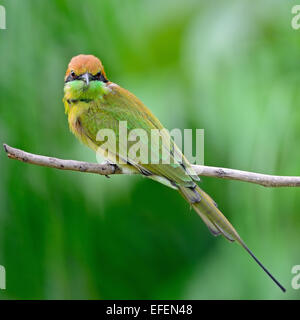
67;102;89;136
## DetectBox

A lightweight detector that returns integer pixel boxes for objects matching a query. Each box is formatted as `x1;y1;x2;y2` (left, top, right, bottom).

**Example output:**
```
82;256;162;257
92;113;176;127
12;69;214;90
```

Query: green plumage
63;54;285;292
66;82;240;239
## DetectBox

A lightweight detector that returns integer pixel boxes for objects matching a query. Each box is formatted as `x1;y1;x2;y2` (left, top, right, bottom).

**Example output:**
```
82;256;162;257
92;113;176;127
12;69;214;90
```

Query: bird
63;54;285;292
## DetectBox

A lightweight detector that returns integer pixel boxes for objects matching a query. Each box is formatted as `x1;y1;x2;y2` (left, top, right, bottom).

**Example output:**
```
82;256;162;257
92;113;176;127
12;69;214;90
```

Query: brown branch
3;143;300;187
3;143;122;175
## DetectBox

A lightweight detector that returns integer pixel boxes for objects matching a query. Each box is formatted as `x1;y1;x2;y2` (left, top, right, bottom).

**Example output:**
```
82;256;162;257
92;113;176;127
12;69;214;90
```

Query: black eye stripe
65;74;79;83
90;72;108;82
64;72;108;83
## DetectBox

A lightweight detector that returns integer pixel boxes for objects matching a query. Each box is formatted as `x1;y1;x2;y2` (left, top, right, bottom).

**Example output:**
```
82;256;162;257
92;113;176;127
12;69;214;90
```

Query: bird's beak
80;72;90;86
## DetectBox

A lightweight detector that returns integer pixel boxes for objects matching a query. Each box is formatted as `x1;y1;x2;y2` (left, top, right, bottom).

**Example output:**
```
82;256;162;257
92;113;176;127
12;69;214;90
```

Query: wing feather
79;83;197;187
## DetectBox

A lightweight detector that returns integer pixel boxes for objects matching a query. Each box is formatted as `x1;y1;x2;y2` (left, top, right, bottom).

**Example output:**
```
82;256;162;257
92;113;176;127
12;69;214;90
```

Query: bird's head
64;54;109;101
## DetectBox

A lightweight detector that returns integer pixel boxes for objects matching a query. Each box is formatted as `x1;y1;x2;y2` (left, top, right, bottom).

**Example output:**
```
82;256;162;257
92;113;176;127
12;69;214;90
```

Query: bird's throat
64;80;109;102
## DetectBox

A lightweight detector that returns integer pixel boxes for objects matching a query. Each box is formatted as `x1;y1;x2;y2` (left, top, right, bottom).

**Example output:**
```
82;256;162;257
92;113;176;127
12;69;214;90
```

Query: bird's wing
79;83;198;187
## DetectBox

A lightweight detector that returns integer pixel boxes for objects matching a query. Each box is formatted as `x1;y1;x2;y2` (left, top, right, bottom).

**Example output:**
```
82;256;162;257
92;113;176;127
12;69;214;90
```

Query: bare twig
3;143;300;187
3;144;122;175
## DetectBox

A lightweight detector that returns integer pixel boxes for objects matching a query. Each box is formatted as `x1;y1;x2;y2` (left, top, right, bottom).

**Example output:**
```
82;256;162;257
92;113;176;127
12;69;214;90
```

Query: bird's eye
94;71;108;83
65;70;78;83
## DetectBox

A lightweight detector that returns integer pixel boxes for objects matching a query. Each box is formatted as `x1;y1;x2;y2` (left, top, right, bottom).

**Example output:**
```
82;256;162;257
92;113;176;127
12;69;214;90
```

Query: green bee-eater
63;54;285;292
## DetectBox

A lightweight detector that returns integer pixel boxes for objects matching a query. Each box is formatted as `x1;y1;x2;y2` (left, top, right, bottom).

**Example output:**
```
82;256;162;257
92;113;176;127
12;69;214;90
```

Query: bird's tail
178;185;286;292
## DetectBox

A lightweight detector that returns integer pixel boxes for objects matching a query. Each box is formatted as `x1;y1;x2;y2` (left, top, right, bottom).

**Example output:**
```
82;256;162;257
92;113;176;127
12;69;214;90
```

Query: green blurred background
0;0;300;299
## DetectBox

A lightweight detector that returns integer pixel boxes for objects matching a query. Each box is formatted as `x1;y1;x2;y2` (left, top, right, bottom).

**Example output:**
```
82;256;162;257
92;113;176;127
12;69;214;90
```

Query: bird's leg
98;160;118;178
